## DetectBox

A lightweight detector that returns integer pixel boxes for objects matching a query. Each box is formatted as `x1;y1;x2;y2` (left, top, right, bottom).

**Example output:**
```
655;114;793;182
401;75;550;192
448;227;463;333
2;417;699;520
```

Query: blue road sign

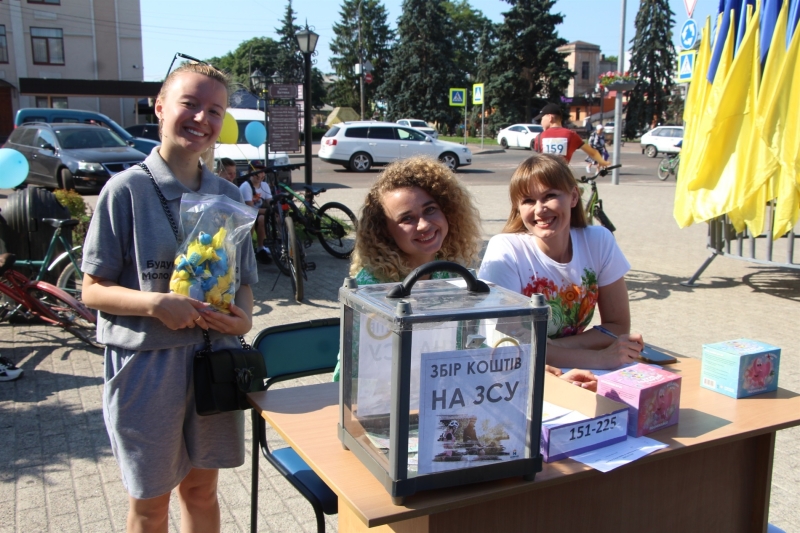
680;19;699;50
677;51;696;82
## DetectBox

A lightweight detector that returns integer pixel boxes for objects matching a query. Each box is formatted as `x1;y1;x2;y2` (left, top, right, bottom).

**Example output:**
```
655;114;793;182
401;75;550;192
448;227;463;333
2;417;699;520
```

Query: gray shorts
103;343;245;499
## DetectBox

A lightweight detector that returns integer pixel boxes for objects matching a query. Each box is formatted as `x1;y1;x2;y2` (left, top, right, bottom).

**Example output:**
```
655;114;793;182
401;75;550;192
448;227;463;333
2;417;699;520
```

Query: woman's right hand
597;333;644;368
150;292;209;330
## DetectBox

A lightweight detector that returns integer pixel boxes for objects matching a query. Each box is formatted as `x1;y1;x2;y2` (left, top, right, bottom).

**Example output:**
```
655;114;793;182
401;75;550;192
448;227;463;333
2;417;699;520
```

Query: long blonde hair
350;156;482;281
157;62;230;169
503;153;588;233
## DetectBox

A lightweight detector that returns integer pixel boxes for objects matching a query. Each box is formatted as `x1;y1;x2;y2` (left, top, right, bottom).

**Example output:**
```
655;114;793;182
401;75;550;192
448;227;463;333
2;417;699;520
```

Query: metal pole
359;1;365;121
612;0;627;185
464;103;467;145
481;101;484;150
304;52;313;187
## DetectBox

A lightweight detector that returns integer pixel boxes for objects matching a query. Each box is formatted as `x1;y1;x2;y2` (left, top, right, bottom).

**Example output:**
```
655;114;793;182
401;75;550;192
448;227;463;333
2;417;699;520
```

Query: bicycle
0;218;100;348
657;153;679;181
579;164;620;233
268;190;307;302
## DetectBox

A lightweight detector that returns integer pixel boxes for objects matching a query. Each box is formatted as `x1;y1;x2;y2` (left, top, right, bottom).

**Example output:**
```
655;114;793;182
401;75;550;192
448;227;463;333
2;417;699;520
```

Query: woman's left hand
198;302;252;336
560;369;598;392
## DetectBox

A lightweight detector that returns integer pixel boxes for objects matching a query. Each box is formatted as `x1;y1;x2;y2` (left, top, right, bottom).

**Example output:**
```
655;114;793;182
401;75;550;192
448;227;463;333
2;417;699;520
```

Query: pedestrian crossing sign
449;88;466;107
472;83;484;105
677;51;696;82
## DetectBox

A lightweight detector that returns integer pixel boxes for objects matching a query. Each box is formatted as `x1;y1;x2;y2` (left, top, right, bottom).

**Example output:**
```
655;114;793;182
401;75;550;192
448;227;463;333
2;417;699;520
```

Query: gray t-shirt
82;149;259;351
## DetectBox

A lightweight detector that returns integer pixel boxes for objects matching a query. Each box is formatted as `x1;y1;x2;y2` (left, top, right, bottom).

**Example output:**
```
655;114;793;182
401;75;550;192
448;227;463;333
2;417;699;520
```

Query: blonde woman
82;62;257;532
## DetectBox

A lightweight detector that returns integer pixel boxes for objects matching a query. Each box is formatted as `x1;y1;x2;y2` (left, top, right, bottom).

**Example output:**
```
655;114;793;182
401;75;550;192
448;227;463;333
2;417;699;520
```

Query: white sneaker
586;165;593;174
0;361;22;382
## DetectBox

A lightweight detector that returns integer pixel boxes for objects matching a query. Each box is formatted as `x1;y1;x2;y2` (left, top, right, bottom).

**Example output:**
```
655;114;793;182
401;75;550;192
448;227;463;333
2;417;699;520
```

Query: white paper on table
541;401;574;423
570;436;667;472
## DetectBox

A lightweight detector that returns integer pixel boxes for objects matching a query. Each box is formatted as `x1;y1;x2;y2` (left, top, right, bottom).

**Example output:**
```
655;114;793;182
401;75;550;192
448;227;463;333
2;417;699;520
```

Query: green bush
54;189;92;248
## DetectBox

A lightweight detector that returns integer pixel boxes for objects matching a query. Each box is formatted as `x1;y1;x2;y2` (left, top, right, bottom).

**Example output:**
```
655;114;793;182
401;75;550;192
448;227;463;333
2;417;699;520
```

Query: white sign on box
541;407;628;462
417;345;531;475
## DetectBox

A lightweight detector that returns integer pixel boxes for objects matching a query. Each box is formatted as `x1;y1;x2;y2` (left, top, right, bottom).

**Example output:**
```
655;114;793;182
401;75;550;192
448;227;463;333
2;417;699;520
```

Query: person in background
238;162;273;264
217;157;237;183
333;155;597;390
479;154;642;371
533;103;607;167
586;124;609;174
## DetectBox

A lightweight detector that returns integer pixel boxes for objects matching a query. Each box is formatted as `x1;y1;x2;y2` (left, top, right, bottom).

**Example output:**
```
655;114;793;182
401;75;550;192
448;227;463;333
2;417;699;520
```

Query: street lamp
250;68;269;169
296;24;319;188
250;68;266;94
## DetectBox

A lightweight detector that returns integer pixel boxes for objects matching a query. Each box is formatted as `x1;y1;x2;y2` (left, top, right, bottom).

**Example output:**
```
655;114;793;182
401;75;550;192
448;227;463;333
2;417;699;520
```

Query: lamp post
611;0;627;185
296;24;319;189
357;0;365;120
250;68;268;168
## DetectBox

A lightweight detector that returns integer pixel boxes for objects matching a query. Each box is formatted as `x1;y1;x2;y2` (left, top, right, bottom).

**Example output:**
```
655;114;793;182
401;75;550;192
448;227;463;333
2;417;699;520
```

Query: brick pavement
0;177;798;532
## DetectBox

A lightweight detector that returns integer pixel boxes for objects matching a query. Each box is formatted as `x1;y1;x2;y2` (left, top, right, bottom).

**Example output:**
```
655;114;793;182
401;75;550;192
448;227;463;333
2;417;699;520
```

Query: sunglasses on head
165;52;210;80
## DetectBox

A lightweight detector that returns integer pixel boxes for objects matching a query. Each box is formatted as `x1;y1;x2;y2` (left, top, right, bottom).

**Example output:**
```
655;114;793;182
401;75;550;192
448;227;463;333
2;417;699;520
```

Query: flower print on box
742;353;776;393
522;268;598;338
642;383;680;433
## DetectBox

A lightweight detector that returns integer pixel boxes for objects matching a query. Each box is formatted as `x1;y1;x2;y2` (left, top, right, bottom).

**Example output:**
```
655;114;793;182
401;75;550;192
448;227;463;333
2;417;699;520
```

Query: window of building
31;27;64;65
35;95;68;108
581;62;590;80
0;26;7;63
28;0;61;4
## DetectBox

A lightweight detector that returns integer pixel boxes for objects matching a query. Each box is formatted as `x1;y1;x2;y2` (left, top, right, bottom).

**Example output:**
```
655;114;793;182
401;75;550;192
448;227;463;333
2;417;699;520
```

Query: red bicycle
0;249;100;349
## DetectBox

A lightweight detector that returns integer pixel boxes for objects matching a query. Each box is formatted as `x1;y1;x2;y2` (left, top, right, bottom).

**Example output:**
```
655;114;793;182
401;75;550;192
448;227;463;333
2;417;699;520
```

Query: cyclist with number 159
533;103;607;168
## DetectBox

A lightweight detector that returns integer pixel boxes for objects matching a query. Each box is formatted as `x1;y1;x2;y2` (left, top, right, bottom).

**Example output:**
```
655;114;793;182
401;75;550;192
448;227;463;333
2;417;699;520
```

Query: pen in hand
593;325;644;361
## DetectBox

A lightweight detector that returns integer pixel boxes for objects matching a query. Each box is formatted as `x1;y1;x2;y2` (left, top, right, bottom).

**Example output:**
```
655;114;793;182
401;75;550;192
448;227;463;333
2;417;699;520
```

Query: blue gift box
701;339;780;399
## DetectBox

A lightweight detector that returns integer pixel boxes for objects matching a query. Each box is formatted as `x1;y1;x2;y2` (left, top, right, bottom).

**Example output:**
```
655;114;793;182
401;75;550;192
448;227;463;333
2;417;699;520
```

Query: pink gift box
597;364;682;437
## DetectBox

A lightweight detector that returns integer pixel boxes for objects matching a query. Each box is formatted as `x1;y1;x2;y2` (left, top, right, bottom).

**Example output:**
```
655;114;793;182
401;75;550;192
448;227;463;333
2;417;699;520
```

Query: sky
140;0;718;82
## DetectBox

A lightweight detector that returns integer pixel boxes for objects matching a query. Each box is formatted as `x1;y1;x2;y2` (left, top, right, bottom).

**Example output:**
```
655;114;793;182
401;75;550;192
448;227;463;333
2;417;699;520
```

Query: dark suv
4;123;147;192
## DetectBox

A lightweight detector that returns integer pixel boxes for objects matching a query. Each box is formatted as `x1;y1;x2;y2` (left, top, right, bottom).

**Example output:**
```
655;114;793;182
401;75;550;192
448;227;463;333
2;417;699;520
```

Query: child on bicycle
478;154;643;370
586;124;609;174
332;155;597;390
81;62;258;532
239;162;273;263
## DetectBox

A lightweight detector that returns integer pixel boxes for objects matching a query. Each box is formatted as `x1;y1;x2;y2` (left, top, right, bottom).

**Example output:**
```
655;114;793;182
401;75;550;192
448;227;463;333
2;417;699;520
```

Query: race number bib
541;137;569;156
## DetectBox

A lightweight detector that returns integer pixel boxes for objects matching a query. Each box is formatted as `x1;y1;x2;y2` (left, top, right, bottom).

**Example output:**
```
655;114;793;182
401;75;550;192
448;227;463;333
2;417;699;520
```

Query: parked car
213;108;291;183
125;123;160;142
396;119;438;139
496;124;544;150
640;126;684;158
15;108;159;156
318;121;472;172
4;123;147;192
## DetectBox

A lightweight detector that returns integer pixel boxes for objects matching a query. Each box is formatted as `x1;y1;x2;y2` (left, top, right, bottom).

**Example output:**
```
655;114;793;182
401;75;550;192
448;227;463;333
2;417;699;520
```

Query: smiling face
155;72;227;157
381;186;449;269
518;179;579;259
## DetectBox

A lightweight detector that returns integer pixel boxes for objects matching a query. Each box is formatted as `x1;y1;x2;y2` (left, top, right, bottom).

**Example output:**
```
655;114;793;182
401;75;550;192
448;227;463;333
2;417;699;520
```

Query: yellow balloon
218;112;238;144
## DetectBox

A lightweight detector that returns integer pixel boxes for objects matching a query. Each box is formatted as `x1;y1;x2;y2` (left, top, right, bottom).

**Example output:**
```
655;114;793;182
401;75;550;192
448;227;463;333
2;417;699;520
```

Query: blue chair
250;318;340;533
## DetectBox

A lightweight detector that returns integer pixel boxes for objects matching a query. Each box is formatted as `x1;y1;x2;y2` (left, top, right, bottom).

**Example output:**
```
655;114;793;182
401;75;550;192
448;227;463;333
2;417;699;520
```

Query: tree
379;0;463;129
274;0;305;82
207;37;281;88
444;0;492;81
329;0;394;115
624;0;677;138
485;0;573;127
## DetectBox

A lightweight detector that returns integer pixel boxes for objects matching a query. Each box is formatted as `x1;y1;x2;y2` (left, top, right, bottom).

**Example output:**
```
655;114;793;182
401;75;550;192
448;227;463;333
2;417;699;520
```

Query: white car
396;119;438;139
214;108;291;182
639;125;684;158
496;124;544;150
318;121;471;172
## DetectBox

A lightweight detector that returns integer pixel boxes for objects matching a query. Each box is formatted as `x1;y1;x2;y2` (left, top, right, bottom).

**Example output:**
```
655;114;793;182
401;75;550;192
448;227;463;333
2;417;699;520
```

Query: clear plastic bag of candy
169;193;258;313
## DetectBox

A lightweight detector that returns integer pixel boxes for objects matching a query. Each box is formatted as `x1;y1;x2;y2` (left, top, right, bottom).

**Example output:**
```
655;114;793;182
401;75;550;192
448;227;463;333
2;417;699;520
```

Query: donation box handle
386;260;490;298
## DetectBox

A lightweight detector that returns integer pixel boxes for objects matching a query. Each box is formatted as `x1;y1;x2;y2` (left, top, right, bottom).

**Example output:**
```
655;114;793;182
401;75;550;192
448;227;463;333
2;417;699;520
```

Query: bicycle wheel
657;158;671;181
26;286;102;348
593;206;616;233
316;202;358;259
268;213;291;275
285;217;304;302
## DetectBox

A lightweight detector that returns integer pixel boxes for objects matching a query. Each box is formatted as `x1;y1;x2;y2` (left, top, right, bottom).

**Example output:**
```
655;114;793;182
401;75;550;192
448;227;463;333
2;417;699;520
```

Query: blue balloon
244;121;267;147
0;148;29;189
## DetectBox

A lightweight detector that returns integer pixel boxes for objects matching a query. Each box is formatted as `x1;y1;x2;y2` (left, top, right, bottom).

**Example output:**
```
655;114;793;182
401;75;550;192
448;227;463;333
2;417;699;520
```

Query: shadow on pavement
625;270;740;302
743;268;800;303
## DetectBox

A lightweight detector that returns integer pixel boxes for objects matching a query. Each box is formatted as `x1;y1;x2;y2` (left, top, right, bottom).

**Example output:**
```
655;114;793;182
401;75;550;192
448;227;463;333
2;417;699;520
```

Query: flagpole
612;0;627;185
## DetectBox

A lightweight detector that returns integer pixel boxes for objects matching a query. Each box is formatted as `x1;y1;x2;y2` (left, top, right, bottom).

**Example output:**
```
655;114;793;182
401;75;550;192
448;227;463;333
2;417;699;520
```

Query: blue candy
199;232;212;245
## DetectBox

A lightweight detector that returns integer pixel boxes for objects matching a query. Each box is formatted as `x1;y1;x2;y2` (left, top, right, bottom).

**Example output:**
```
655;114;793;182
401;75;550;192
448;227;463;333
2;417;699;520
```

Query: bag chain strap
138;162;180;242
139;163;250;353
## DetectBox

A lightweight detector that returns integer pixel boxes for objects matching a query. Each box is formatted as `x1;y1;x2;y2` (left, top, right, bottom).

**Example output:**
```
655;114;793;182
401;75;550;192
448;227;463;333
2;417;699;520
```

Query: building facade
0;0;143;138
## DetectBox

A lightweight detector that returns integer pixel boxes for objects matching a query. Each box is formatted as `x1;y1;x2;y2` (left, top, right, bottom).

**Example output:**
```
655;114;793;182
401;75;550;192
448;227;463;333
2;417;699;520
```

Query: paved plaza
0;158;798;532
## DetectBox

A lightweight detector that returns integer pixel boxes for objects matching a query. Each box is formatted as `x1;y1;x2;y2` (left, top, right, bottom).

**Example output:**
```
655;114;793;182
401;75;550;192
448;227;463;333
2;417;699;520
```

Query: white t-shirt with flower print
478;227;630;338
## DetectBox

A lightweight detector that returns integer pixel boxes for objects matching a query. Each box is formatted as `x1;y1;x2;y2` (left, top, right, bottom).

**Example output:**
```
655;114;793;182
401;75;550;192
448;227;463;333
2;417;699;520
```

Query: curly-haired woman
334;156;597;389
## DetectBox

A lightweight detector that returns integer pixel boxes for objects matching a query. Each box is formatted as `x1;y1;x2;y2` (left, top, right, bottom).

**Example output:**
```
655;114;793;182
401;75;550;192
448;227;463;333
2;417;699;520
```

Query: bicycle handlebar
579;164;621;183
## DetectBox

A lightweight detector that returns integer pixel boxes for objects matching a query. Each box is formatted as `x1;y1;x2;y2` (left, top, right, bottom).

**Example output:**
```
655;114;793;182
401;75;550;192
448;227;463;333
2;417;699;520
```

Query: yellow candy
170;278;192;296
211;227;227;250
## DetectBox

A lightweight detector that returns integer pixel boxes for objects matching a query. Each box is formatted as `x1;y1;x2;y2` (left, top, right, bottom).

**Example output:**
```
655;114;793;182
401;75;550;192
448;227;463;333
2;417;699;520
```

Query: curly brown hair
503;153;588;233
156;62;231;169
350;156;482;281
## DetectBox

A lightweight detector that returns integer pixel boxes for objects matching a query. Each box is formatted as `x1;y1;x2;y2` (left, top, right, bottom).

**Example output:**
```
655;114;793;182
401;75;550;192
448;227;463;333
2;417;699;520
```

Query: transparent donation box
337;262;550;504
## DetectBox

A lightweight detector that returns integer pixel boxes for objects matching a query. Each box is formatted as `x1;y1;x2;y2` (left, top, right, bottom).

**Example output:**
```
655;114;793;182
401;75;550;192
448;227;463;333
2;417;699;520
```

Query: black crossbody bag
139;163;266;415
